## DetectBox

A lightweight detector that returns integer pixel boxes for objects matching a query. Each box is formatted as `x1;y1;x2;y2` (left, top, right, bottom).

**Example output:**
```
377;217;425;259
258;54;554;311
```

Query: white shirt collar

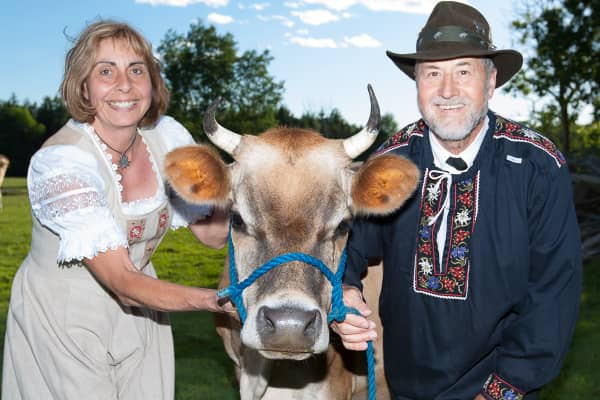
430;115;489;173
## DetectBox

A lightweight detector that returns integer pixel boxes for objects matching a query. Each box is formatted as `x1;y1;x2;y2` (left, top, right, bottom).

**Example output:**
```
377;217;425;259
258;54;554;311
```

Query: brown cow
165;86;419;399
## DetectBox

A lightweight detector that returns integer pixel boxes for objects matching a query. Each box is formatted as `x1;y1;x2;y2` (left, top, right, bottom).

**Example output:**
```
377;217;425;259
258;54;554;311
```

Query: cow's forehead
231;129;351;226
236;129;348;182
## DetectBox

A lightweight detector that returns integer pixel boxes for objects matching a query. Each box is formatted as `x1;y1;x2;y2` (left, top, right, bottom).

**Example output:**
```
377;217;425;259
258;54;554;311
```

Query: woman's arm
84;247;227;312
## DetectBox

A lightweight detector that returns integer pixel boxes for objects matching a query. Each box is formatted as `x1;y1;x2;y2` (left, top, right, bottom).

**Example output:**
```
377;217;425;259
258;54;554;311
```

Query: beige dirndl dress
2;117;209;400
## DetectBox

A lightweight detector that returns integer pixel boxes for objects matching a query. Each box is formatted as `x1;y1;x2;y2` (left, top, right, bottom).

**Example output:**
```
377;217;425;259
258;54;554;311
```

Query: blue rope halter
217;230;376;400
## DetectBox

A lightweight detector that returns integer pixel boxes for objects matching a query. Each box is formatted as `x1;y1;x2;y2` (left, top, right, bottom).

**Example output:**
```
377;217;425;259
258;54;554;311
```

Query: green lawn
1;177;598;399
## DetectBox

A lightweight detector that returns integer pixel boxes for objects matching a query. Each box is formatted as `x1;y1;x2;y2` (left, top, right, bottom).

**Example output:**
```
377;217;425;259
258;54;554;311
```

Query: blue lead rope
217;232;376;400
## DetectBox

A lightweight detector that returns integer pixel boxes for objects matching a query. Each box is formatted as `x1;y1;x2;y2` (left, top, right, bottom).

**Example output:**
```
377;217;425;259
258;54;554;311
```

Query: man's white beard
420;97;488;142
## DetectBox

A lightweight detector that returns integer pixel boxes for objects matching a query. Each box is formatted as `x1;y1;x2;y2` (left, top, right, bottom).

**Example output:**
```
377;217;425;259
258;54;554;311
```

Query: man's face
416;57;496;143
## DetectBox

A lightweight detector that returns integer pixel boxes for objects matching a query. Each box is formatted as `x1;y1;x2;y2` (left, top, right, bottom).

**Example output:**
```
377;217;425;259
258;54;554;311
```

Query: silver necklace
95;129;138;169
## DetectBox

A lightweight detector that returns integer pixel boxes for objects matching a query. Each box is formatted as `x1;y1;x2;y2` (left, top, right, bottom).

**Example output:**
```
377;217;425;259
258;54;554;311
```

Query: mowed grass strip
0;177;598;399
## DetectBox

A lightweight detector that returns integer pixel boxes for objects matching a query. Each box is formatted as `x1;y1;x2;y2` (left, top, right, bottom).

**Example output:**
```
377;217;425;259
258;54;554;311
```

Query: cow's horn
203;98;242;155
342;84;380;159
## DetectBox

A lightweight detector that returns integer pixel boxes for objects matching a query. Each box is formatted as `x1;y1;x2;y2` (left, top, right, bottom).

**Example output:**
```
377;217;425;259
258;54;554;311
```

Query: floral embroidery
159;213;168;228
419;258;434;274
426;182;441;202
493;116;565;167
449;266;465;280
157;206;169;232
128;219;146;243
377;120;426;155
455;208;471;225
414;171;479;299
482;373;524;400
129;225;144;240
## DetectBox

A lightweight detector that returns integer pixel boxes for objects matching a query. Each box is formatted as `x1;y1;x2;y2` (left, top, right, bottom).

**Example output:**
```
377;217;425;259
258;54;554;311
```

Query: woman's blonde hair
60;20;169;127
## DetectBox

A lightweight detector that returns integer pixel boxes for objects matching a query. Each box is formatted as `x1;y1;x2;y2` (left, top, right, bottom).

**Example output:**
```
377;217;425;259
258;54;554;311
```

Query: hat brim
386;47;523;88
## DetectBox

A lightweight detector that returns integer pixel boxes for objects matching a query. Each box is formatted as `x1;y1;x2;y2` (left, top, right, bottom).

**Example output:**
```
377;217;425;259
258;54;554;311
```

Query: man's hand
330;285;377;351
474;394;486;400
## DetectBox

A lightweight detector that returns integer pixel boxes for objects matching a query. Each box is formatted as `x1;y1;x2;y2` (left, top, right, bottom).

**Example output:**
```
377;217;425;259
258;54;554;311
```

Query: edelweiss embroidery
494;116;565;167
414;171;480;299
377;120;426;155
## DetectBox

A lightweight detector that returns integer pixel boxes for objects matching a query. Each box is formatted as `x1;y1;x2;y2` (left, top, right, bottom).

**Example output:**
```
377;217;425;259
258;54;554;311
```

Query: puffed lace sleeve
28;145;127;262
156;116;214;229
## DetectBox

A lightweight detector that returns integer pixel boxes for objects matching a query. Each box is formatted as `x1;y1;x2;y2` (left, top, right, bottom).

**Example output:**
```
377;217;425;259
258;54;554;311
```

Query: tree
220;50;284;134
274;106;398;160
276;105;299;128
158;20;284;140
32;96;69;142
0;101;45;176
317;109;359;139
505;0;599;155
275;107;359;138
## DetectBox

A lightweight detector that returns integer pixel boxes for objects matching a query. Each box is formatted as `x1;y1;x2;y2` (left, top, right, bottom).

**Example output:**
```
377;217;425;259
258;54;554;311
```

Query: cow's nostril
258;306;275;332
265;318;274;330
256;305;322;352
303;310;320;337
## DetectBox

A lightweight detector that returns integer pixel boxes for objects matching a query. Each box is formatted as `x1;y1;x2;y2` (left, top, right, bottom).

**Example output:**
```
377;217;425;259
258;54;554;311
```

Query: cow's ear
164;145;231;206
350;154;420;215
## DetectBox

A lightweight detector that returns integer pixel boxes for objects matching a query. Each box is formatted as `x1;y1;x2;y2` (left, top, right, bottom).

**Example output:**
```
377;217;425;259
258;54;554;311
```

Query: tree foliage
158;20;284;139
275;106;398;160
31;96;70;142
0;100;46;176
505;0;599;155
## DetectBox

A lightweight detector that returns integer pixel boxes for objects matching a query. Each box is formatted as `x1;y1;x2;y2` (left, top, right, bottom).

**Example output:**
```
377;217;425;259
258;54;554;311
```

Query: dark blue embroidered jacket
344;112;582;400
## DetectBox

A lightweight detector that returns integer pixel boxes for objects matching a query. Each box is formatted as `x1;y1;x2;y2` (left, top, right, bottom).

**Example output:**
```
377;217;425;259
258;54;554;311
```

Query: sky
0;0;532;128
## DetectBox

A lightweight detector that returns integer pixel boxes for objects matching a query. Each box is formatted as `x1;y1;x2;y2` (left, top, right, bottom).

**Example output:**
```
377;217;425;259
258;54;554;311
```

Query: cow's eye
334;220;351;237
230;211;246;231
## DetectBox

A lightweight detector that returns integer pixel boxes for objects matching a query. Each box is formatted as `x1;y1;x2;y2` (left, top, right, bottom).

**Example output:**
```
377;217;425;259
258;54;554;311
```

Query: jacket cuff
481;373;525;400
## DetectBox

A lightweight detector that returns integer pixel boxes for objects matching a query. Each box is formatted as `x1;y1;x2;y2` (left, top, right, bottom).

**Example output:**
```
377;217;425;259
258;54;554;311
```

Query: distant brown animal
165;86;419;399
0;154;10;210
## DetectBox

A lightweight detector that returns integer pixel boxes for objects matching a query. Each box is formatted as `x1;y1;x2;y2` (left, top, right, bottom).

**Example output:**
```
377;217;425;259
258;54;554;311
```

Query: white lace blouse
28;116;212;263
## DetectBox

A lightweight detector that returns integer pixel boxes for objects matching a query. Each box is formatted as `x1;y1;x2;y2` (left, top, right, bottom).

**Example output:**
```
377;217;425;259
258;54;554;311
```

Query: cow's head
165;86;419;360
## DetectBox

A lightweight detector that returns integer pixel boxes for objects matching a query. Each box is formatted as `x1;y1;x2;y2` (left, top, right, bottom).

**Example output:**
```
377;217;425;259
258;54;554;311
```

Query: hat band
417;25;496;51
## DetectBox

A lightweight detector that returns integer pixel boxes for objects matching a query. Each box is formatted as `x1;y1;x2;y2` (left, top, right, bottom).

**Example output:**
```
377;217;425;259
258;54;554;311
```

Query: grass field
0;177;238;399
1;176;599;399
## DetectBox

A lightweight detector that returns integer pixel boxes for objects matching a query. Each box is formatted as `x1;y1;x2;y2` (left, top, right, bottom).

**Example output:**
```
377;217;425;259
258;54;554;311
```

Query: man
332;2;582;399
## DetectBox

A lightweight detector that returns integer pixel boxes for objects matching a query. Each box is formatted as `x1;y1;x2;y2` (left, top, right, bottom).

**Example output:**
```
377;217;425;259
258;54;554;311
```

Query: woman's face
85;38;152;135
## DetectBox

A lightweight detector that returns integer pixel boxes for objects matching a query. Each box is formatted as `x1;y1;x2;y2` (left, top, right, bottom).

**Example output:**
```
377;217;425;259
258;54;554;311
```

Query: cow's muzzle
256;305;322;357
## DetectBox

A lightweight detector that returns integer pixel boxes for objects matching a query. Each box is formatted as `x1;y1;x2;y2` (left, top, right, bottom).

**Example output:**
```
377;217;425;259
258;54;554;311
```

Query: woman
2;20;230;399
